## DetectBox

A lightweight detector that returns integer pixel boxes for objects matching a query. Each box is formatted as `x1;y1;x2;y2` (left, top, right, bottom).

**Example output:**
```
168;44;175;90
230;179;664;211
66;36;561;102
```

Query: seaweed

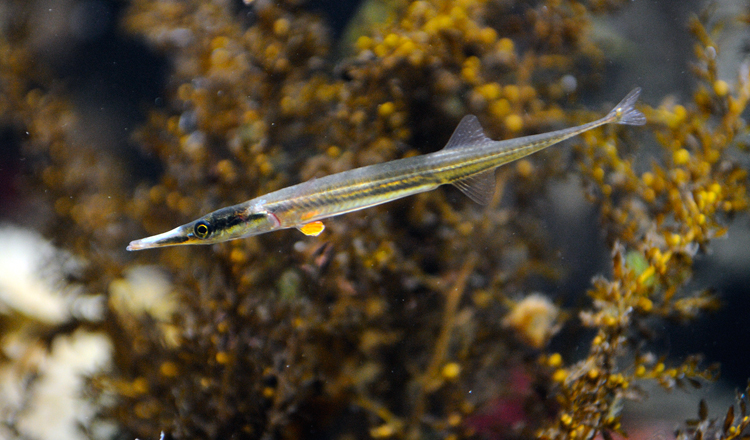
1;0;749;439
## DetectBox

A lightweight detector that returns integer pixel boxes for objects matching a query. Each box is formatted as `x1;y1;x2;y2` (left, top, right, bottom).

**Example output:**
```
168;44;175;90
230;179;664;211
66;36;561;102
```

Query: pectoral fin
297;221;325;236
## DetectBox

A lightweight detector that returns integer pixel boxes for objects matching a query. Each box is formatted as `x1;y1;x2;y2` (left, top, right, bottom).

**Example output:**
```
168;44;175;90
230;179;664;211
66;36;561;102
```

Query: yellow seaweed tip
673;148;690;165
442;362;461;379
505;114;523;132
713;80;729;97
548;352;563;367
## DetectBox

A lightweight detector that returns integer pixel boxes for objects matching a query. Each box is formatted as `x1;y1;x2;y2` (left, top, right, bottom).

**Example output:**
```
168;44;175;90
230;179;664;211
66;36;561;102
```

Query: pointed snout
126;226;190;251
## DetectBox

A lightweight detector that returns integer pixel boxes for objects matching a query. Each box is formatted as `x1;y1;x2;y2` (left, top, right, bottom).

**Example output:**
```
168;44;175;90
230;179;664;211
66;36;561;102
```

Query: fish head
127;205;280;251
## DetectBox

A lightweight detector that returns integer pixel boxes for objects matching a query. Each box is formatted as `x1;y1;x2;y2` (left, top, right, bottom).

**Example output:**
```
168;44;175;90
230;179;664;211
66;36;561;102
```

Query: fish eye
194;220;212;239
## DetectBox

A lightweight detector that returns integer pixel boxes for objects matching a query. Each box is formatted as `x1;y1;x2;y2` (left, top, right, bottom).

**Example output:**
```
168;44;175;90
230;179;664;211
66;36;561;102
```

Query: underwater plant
0;0;749;440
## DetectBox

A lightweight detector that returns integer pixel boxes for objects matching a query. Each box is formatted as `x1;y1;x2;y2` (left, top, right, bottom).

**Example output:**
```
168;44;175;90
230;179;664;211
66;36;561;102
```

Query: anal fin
452;170;496;205
297;221;326;236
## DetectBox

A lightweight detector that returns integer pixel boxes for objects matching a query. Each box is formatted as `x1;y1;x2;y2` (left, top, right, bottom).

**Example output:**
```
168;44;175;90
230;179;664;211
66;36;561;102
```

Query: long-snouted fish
127;88;646;251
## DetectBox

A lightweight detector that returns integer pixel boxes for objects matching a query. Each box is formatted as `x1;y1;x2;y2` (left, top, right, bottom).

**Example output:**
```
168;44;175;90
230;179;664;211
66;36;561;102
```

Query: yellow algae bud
424;14;453;34
477;82;501;100
489;98;511;118
407;48;424;66
217;159;236;182
384;33;400;48
468;290;492;310
637;297;653;312
498;37;514;52
503;84;520;102
587;368;600;380
673;148;690;165
449;6;468;23
516;159;534;178
442;362;461;379
378;101;395;118
553;368;568;382
520;85;537;101
704;190;717;204
259;160;274;176
560;413;573;426
217;321;229;333
709;182;722;195
177;83;193;101
635;364;646;377
666;233;681;247
461;56;481;83
672;168;687;185
216;352;231;364
211;49;231;66
262;387;275;398
365;298;386;319
478;27;497;45
448;413;462;427
370;424;395;438
592;167;605;182
729;98;743;114
643;188;656;203
407;0;429;17
548;353;563;368
230;248;248;264
210;36;230;50
149;185;167;204
713;80;730;97
504;114;523;132
280;95;295;114
273;18;290;37
160;361;179;377
673;104;687;121
355;35;373;51
273;57;290;73
264;43;280;59
326;145;341;158
395;39;416;57
641;171;654;186
457;221;473;236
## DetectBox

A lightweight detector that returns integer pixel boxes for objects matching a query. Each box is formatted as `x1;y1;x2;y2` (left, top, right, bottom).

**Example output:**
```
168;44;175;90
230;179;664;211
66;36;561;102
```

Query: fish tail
608;87;647;126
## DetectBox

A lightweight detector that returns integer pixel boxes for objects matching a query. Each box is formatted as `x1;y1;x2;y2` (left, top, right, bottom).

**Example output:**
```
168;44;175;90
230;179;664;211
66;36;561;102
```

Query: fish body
127;88;645;251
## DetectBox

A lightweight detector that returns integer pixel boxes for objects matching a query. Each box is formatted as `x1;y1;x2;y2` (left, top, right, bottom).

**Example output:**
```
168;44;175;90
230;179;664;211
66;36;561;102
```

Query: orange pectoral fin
297;221;325;236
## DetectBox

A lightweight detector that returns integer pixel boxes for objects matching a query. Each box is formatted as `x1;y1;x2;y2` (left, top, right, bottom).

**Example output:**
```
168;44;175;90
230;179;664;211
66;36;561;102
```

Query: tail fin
607;87;646;126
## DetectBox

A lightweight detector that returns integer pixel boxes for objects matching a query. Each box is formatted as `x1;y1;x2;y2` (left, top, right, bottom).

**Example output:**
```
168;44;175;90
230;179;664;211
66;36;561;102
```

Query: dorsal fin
444;115;496;204
443;115;493;150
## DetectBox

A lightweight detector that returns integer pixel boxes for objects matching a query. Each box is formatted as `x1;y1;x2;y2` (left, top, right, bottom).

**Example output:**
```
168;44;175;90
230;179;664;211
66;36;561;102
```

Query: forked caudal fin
608;87;647;126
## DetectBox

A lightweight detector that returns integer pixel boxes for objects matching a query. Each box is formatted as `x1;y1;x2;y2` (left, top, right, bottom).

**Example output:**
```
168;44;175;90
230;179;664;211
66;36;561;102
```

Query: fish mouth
126;227;190;251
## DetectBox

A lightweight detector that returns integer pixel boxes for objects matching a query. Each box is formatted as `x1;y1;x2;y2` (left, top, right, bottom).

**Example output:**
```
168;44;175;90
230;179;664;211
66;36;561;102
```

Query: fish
127;88;646;251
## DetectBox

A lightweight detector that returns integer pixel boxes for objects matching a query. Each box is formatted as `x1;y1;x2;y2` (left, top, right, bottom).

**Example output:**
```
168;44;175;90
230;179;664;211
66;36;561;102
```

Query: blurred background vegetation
0;1;749;440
